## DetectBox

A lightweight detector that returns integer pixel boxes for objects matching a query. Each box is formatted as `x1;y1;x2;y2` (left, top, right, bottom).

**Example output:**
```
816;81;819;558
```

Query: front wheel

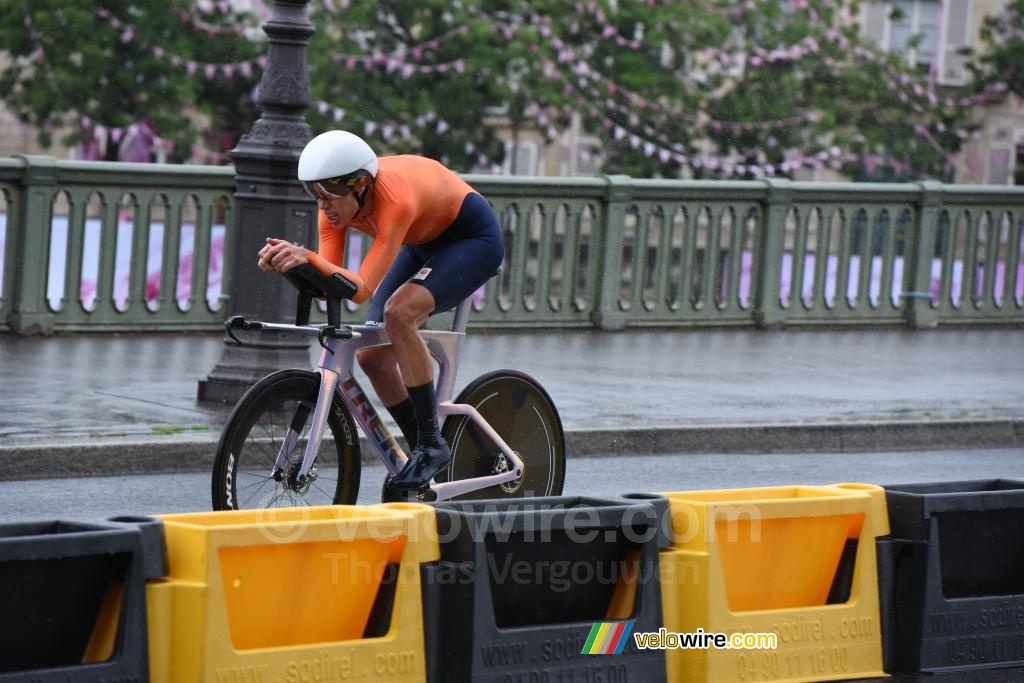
211;369;361;510
437;370;566;500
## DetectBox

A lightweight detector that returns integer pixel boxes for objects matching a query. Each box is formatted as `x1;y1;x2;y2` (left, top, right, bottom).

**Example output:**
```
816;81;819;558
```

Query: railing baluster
653;206;672;314
813;207;834;311
836;208;856;312
97;190;120;318
981;210;1001;309
0;187;11;319
789;207;809;312
678;207;698;311
509;204;529;316
629;206;647;314
722;207;741;312
128;192;151;316
62;192;86;315
856;209;875;310
962;210;981;311
879;210;900;311
560;204;579;314
535;204;554;313
161;196;183;315
191;197;213;313
937;209;957;313
1005;210;1022;311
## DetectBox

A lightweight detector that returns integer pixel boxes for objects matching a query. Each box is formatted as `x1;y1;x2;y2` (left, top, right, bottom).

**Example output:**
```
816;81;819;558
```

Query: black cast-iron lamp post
198;0;317;404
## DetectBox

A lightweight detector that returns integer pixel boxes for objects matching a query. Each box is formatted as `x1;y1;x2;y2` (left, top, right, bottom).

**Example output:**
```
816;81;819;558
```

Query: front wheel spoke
267;484;289;508
241;477;278;508
246;424;281;466
236;474;276;492
310;480;333;499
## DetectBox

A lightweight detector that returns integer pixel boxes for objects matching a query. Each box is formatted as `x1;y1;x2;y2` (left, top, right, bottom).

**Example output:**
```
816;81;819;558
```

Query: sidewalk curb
2;419;1020;481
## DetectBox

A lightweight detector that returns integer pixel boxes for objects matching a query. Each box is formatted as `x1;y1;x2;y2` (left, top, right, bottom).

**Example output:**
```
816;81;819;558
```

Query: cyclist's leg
400;193;505;314
357;246;426;447
388;193;504;490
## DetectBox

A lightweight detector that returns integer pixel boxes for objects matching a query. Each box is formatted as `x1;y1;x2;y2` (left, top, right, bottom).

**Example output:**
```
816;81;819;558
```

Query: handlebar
224;314;355;349
224;264;360;347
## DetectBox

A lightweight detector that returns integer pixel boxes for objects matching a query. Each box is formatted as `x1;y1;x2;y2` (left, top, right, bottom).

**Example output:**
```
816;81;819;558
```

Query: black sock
407;380;442;447
384;397;418;451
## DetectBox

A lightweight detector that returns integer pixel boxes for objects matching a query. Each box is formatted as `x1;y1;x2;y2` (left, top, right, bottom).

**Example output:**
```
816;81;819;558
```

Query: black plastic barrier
423;494;671;683
878;479;1024;673
0;516;164;682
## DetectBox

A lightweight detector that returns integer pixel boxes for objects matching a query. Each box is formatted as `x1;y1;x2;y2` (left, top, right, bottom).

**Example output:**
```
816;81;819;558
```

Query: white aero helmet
298;130;378;206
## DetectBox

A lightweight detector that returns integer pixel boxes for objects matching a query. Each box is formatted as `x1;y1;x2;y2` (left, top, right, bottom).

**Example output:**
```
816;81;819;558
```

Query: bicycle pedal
415;486;437;502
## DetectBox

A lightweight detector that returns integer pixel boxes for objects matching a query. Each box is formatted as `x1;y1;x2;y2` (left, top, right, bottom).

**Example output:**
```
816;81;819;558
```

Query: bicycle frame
261;298;526;501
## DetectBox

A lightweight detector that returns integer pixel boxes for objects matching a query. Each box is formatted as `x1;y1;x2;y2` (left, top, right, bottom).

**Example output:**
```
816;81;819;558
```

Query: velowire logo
581;622;635;655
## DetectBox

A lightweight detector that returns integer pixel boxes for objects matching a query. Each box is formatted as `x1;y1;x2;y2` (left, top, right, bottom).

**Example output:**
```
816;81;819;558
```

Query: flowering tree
0;1;260;162
0;0;991;178
304;0;975;180
968;0;1024;98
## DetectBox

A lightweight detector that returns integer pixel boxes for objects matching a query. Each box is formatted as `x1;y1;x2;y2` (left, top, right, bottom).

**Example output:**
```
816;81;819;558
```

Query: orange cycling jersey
306;155;476;303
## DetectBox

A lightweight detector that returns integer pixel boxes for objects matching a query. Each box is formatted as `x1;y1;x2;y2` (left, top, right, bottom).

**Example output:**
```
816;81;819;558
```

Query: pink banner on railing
0;214;225;311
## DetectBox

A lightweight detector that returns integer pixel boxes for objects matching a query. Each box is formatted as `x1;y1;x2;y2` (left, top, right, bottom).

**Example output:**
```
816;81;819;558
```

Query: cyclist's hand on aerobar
258;237;308;273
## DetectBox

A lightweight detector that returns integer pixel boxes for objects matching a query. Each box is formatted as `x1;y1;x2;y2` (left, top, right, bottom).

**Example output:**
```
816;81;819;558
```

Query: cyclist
257;130;504;493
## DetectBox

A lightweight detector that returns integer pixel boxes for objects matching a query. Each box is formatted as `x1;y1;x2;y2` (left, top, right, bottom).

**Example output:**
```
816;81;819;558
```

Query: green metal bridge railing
1;155;1021;334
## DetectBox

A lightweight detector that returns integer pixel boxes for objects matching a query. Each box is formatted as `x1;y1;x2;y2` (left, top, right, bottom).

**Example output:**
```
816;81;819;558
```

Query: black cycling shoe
389;440;451;490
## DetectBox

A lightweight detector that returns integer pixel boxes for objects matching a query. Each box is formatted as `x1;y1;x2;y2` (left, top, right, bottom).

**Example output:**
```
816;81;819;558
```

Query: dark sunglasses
301;177;354;200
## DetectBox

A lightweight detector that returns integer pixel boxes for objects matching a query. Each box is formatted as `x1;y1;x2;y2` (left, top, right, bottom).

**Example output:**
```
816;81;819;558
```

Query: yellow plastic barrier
146;503;438;683
659;483;889;683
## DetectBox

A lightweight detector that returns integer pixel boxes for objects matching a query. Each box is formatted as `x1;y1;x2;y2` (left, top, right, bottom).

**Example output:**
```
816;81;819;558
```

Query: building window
504;139;538;176
987;148;1011;186
888;0;941;72
862;1;972;84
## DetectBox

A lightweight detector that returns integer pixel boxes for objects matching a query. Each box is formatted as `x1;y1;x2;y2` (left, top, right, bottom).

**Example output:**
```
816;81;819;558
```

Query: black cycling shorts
365;192;504;323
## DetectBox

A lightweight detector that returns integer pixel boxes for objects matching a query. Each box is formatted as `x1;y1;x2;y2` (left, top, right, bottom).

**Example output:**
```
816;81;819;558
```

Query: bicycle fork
272;368;339;486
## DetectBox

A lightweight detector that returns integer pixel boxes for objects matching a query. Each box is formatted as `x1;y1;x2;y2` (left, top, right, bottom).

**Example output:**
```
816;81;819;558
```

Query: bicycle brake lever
226;316;264;346
317;327;331;350
317;325;353;350
225;315;246;346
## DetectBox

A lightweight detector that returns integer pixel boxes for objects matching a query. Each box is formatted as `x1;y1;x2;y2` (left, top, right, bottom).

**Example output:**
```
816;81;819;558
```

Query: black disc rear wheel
437;370;565;500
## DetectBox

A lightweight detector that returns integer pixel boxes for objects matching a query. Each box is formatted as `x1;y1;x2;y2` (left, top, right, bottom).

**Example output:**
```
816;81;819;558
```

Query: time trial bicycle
211;265;565;509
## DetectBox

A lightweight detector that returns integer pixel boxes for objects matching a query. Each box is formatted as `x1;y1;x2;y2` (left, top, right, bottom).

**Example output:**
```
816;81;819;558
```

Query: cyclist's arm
307;205;413;304
306;212;369;300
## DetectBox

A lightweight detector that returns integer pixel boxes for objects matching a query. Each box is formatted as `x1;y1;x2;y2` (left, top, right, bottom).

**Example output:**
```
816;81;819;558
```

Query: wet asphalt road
2;447;1021;521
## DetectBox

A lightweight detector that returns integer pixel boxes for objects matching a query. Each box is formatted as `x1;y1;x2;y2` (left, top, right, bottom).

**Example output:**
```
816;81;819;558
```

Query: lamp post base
197;334;313;405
